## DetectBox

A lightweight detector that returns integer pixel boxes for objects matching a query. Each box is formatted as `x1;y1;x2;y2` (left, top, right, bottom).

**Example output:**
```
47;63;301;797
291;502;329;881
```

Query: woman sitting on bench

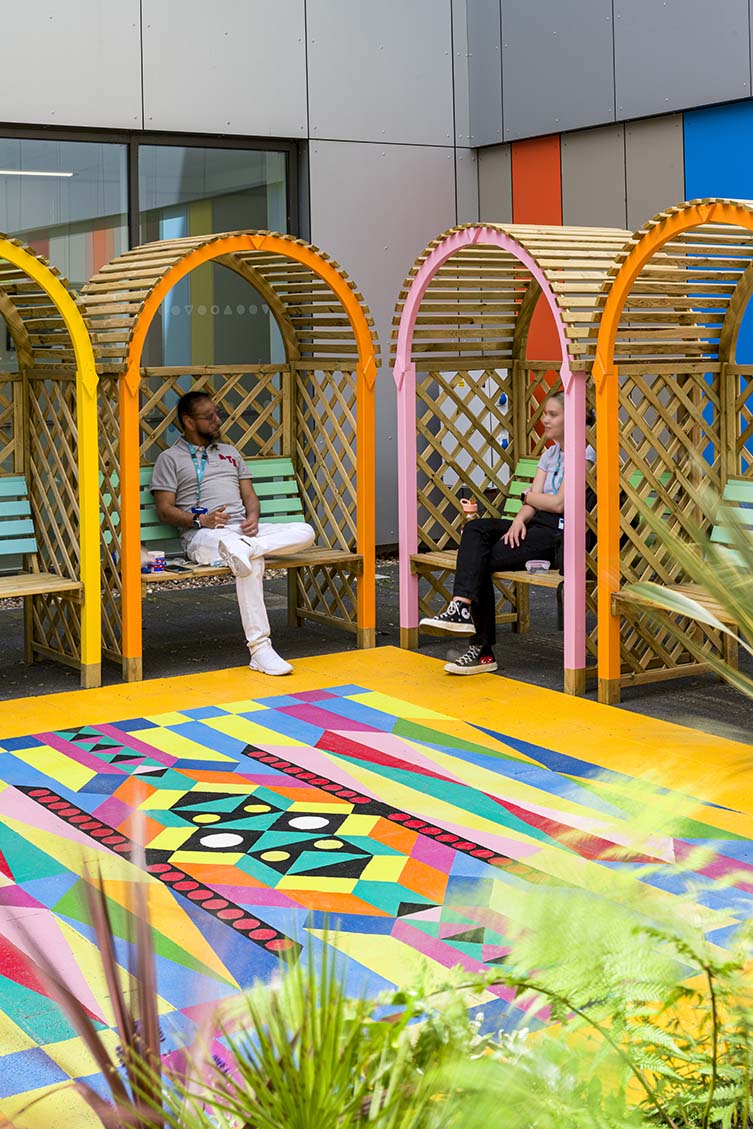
420;392;595;675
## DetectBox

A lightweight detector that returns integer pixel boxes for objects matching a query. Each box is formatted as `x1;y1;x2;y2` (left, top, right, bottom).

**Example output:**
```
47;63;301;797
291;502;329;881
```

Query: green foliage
624;481;753;698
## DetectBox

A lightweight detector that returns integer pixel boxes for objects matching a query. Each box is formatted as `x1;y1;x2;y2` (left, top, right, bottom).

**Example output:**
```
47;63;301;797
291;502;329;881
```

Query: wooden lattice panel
614;363;724;679
98;376;122;661
0;374;20;473
416;367;516;553
138;366;287;463
292;562;359;634
25;373;82;667
295;365;357;553
729;365;753;474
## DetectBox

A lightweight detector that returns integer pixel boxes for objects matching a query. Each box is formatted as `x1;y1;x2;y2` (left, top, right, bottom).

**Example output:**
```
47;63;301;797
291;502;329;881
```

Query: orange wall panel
511;135;562;368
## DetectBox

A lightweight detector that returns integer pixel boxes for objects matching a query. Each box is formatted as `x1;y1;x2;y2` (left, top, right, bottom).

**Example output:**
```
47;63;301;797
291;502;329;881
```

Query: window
139;145;289;366
0;138;128;370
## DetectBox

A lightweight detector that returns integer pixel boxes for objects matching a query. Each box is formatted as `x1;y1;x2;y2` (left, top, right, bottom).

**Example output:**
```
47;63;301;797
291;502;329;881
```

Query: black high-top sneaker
444;644;498;675
419;599;475;636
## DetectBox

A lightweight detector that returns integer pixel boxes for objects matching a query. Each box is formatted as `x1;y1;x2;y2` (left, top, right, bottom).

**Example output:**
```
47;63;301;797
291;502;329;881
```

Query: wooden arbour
391;223;631;693
594;199;753;703
0;237;100;686
80;231;378;681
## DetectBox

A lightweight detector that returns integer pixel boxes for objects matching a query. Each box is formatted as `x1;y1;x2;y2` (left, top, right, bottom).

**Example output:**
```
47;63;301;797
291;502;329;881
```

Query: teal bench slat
0;476;30;499
0;478;39;558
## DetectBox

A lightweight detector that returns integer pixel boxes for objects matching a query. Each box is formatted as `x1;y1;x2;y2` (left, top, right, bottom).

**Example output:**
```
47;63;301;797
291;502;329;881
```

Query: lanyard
188;443;209;505
551;447;563;493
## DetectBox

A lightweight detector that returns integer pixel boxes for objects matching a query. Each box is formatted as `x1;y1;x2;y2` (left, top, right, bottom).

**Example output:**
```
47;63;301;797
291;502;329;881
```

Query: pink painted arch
392;225;589;682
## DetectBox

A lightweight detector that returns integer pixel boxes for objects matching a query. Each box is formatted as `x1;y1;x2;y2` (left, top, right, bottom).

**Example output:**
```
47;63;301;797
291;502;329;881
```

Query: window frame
0;124;300;249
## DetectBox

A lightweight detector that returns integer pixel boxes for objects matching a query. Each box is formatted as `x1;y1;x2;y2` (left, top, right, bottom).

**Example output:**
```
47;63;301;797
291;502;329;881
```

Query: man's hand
202;505;228;529
502;515;527;548
240;514;259;536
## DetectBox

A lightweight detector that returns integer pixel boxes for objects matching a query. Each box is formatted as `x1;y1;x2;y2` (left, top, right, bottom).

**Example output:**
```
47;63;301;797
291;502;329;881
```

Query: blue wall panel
684;102;753;459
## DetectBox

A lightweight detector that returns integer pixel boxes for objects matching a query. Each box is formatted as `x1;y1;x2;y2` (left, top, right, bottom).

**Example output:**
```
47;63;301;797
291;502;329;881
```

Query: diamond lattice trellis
26;373;83;667
612;364;725;679
415;363;569;630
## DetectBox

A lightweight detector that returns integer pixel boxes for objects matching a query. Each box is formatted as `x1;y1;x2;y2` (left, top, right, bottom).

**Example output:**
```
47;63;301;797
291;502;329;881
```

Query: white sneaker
249;645;293;676
218;539;253;578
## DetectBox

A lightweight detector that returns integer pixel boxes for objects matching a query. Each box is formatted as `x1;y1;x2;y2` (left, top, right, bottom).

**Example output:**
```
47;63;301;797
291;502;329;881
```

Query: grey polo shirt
151;438;251;543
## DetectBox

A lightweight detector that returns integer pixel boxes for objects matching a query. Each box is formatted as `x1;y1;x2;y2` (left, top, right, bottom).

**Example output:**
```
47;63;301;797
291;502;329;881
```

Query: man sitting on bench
151;390;315;676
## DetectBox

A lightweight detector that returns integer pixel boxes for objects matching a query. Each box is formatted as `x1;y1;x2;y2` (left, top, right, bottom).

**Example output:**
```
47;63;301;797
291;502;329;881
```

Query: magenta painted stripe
396;363;419;632
563;372;587;674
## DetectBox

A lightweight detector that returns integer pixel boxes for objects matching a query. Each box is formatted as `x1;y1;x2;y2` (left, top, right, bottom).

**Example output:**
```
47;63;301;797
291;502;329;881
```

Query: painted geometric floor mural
1;676;752;1119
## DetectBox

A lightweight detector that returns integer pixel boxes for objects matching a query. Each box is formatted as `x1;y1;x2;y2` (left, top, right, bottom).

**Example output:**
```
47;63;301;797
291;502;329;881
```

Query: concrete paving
1;559;752;745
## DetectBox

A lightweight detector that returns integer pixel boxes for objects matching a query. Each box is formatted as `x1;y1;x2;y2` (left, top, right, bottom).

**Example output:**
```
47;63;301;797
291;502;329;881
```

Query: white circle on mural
249;304;258;315
236;304;246;315
211;304;219;315
199;832;244;849
170;304;181;316
288;815;329;830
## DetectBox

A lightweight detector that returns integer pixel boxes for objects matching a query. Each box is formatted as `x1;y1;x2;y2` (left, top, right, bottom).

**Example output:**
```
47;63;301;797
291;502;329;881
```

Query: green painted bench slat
140;456;306;545
709;480;753;559
502;457;541;518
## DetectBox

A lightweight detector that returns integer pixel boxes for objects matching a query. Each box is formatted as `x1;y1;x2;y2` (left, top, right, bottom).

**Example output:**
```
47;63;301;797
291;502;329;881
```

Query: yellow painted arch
119;233;378;667
592;199;753;695
0;238;100;680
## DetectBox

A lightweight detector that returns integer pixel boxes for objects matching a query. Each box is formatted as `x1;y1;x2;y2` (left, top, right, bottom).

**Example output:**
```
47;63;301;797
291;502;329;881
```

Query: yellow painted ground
2;647;751;811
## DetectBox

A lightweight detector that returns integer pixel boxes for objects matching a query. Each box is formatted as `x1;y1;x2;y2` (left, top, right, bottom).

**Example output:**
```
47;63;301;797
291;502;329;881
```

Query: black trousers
452;517;561;647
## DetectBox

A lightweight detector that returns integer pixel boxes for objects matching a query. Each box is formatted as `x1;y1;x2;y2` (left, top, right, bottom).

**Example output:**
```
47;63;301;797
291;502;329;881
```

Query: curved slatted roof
79;231;379;373
0;237;75;369
597;199;753;366
391;223;632;371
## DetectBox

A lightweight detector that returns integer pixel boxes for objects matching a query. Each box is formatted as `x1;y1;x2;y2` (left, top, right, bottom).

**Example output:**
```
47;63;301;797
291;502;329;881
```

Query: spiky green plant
14;852;223;1129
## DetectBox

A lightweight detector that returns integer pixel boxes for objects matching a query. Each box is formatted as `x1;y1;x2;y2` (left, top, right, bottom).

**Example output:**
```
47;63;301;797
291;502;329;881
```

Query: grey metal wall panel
625;115;685;231
615;0;750;120
467;0;504;146
478;144;512;221
0;1;142;128
309;141;457;544
456;149;480;223
561;125;627;229
501;0;614;139
142;0;307;135
307;0;454;146
452;0;472;145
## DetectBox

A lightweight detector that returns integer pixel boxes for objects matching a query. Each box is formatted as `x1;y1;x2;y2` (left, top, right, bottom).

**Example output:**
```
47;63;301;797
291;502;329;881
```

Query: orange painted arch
119;233;378;666
592;199;753;688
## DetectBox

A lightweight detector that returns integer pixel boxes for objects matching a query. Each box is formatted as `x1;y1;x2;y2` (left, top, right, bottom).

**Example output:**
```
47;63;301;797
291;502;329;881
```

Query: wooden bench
612;477;753;690
412;457;565;637
140;455;362;620
0;476;83;662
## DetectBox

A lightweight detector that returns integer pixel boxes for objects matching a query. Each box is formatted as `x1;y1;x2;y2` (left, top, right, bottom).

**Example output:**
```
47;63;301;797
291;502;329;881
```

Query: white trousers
187;522;316;655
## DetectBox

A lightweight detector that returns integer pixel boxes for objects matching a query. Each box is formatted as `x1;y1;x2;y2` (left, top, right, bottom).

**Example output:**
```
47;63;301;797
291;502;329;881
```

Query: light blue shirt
537;442;596;495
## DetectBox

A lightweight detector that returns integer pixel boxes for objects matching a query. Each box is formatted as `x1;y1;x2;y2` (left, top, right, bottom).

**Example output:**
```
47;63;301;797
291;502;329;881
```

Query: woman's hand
502;514;527;548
